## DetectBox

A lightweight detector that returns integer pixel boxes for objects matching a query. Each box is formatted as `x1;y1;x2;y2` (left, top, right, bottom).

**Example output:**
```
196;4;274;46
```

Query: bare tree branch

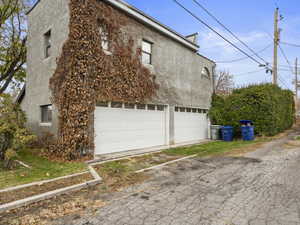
0;0;27;94
215;70;235;95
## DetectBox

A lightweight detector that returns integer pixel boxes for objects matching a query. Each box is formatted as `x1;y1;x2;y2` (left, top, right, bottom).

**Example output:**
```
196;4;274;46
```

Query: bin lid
222;126;233;129
240;120;253;124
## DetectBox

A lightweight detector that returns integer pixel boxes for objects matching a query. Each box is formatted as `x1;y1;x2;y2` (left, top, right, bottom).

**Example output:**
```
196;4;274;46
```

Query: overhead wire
280;41;300;48
172;0;268;68
192;0;270;65
278;43;294;74
216;44;272;63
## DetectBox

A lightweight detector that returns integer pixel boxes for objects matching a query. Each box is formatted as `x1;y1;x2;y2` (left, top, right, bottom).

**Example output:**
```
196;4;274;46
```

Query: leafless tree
215;70;235;95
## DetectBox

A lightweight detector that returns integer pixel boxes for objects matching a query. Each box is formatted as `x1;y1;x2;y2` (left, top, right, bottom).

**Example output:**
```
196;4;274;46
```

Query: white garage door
95;102;167;155
174;107;208;144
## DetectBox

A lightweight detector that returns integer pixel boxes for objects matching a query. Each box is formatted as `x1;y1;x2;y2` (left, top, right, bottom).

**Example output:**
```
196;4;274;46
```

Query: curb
0;179;101;214
0;171;90;193
0;166;102;213
135;154;197;173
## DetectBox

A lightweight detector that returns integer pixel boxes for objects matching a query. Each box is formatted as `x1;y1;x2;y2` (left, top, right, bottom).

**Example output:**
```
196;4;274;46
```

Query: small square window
125;103;135;109
147;104;156;110
96;102;108;107
157;105;164;111
198;109;202;113
175;107;179;112
186;108;192;113
192;108;197;113
137;104;146;110
111;102;123;108
44;30;51;58
142;40;152;65
41;105;52;123
180;107;186;112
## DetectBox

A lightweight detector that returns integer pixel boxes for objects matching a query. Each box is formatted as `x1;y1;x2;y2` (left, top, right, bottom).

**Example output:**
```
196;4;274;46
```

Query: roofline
27;0;199;51
197;53;216;64
186;32;199;38
105;0;199;51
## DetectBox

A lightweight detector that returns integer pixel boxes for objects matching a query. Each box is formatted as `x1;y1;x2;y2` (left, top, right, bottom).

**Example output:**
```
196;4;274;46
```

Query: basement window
142;40;152;65
41;105;52;123
44;30;51;58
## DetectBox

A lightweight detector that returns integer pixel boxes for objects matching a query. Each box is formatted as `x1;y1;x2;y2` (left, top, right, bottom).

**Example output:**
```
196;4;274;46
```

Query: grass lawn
0;149;87;189
164;138;270;157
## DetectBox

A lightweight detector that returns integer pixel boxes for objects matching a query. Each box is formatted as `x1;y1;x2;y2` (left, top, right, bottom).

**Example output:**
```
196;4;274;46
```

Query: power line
216;44;272;63
278;43;294;74
172;0;268;68
192;0;270;65
234;69;266;76
280;41;300;48
278;74;290;89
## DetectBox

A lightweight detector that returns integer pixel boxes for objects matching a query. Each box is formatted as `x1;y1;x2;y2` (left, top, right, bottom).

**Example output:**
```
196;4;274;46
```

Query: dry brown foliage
49;0;158;160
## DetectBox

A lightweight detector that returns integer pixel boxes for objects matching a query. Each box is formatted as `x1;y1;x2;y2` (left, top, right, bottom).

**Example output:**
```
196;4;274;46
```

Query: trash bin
240;120;255;141
221;126;234;142
211;125;222;140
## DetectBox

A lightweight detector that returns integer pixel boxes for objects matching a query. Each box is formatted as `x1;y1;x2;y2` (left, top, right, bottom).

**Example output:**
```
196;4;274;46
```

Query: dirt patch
223;141;268;156
284;140;300;148
0;173;93;205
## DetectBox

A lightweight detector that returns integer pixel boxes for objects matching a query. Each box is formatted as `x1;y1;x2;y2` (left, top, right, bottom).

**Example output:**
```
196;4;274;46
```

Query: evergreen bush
209;84;295;137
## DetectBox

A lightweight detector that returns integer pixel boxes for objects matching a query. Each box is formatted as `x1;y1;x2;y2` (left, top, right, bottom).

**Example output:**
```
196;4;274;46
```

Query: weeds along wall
49;0;158;160
209;84;295;137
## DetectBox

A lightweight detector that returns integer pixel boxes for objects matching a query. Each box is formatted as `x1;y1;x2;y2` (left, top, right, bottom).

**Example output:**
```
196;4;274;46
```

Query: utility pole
273;8;279;85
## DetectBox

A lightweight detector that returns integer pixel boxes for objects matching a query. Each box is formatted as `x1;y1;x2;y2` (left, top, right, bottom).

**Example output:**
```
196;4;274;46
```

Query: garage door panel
95;106;167;155
174;111;207;144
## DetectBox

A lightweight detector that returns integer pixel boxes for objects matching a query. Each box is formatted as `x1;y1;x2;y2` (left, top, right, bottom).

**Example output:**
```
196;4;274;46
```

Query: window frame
40;104;52;124
44;30;51;59
99;25;109;51
142;40;153;65
201;67;211;79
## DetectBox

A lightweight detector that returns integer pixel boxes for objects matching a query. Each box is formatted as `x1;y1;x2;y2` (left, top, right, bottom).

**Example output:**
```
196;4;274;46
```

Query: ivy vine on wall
49;0;158;160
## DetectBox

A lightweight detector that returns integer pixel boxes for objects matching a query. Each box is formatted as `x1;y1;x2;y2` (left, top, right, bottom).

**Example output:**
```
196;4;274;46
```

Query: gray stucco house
20;0;216;157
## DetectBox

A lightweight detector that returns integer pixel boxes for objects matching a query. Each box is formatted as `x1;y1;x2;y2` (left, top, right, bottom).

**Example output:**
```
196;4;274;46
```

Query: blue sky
125;0;300;90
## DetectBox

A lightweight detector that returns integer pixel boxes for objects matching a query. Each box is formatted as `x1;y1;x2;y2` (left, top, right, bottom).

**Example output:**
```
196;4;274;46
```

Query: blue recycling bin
221;126;234;142
240;120;255;141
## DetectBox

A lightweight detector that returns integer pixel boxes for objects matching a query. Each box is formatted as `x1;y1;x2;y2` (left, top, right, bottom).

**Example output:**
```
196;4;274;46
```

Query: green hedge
209;84;295;136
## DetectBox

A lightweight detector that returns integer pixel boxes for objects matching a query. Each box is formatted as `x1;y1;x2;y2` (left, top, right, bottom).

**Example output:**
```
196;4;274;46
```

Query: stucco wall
23;0;214;136
122;19;215;108
22;0;70;135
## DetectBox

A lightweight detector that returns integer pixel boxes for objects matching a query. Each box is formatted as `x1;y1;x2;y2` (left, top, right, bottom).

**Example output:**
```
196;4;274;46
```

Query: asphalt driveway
54;131;300;225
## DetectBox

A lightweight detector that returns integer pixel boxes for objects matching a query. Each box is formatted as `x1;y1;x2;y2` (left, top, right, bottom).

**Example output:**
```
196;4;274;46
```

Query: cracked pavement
55;132;300;225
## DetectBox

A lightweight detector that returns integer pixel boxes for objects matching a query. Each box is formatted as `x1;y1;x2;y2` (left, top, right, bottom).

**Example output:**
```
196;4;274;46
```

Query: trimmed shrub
209;84;295;137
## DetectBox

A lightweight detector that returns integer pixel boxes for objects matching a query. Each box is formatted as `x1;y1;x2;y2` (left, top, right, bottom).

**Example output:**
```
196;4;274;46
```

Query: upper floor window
142;40;152;65
41;104;52;123
201;67;210;79
99;25;109;51
44;30;51;58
